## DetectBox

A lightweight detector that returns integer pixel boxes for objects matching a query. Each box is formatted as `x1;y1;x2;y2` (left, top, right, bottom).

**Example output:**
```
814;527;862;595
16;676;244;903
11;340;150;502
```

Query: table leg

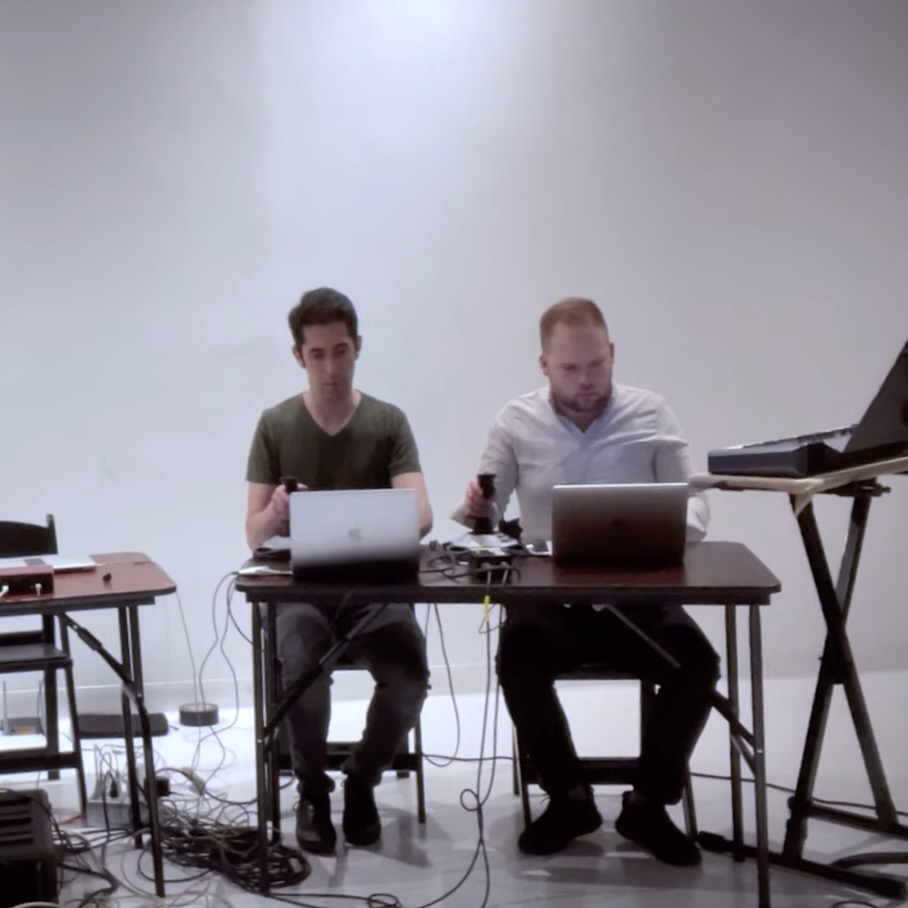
264;603;281;842
58;619;88;816
128;604;164;897
749;605;770;908
43;616;60;781
251;599;271;892
60;609;164;895
118;607;142;849
724;603;744;860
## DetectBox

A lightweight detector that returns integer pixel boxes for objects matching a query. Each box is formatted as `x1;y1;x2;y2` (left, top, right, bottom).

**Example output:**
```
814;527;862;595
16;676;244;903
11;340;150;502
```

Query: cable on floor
691;770;908;819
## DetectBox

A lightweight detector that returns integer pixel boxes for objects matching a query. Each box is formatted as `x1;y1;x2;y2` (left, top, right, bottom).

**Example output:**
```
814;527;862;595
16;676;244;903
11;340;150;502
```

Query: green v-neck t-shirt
245;392;422;490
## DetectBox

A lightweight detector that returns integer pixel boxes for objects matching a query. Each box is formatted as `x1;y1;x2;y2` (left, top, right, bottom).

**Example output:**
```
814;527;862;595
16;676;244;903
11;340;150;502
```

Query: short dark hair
540;297;608;348
287;287;359;348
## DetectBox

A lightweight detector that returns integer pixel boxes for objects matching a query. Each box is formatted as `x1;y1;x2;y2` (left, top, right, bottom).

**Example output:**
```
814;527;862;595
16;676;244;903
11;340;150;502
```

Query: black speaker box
0;789;57;908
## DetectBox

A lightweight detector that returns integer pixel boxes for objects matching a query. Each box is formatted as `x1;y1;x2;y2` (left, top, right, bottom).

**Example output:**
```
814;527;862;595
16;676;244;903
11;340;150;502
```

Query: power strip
85;768;169;829
0;565;54;597
84;792;148;829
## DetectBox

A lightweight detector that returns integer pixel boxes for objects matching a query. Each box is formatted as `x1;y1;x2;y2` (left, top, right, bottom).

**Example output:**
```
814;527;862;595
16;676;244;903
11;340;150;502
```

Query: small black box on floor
0;789;57;908
78;712;170;739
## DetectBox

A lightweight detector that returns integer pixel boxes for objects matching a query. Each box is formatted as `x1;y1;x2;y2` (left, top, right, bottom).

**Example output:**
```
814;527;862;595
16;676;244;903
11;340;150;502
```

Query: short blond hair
540;297;608;348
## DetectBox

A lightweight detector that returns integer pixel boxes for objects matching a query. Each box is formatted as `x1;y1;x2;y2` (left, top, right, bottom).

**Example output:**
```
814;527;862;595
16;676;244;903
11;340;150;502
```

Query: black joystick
281;475;300;493
473;472;496;535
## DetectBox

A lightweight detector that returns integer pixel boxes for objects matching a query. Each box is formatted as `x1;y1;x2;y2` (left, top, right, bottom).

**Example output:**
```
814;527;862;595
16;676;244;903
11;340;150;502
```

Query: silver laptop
0;555;97;572
289;488;421;577
551;482;689;567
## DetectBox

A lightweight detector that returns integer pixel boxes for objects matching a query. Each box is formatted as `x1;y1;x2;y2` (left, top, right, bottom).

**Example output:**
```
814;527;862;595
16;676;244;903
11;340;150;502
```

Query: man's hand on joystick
271;475;308;522
467;472;496;534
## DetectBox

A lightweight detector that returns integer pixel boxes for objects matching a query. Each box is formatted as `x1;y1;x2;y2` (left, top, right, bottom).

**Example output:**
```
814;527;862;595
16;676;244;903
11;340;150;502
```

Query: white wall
2;0;907;715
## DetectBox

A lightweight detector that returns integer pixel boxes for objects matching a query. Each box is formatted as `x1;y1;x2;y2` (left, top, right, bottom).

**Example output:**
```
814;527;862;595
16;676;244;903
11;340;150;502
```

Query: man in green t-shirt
245;287;433;855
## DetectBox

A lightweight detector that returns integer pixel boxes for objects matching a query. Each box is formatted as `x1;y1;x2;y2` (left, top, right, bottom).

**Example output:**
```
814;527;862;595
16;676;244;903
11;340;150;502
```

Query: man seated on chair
452;297;719;866
244;287;433;855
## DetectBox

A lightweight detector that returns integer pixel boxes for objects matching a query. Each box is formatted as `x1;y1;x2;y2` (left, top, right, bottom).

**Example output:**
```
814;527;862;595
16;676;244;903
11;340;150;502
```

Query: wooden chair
0;515;87;816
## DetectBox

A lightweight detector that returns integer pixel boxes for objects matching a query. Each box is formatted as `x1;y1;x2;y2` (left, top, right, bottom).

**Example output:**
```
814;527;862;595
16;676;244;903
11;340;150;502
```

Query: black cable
264;892;403;908
68;861;120;908
174;588;202;715
154;811;310;892
149;580;403;898
227;591;253;644
406;597;501;908
423;545;521;584
421;550;473;581
173;571;296;817
188;572;246;786
93;763;313;893
691;771;908;818
117;577;369;896
14;787;134;907
258;587;504;908
141;557;500;904
423;753;514;764
830;901;882;908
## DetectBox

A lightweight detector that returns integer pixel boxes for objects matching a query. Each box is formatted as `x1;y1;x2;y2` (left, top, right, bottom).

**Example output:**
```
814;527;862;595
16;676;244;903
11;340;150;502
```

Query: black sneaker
518;787;603;855
342;777;381;847
295;789;336;855
615;791;701;866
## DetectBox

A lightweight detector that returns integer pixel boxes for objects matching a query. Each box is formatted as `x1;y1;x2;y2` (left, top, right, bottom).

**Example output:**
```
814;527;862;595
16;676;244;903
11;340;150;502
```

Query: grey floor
2;669;907;907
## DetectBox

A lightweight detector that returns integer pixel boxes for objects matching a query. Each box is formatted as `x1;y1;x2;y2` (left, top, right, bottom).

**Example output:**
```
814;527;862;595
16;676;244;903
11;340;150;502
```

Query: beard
553;387;610;415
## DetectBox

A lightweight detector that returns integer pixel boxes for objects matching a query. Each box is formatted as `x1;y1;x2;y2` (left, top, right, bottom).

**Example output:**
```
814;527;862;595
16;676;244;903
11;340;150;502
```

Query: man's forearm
419;507;433;539
246;505;285;551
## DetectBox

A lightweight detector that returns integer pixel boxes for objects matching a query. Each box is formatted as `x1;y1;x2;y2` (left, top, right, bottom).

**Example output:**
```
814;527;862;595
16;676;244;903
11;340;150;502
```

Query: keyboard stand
691;456;908;900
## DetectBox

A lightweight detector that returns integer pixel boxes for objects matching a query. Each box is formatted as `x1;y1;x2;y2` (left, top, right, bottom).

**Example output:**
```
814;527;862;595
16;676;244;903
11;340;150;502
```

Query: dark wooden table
236;540;781;906
0;552;175;897
240;539;776;604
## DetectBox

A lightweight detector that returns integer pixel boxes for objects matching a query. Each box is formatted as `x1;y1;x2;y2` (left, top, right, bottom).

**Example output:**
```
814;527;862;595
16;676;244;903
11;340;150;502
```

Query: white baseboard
0;660;495;722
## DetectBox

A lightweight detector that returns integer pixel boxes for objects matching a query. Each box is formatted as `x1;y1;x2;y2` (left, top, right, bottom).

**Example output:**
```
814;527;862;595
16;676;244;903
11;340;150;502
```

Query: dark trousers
274;601;429;794
498;602;720;805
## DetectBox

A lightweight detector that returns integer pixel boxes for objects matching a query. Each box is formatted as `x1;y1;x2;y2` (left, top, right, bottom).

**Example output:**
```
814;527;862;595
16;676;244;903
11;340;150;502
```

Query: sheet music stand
691;453;908;900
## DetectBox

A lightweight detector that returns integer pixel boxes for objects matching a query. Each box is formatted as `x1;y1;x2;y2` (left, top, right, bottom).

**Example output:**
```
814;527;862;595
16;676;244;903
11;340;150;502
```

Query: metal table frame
63;604;165;896
693;458;908;900
238;541;780;906
0;554;173;898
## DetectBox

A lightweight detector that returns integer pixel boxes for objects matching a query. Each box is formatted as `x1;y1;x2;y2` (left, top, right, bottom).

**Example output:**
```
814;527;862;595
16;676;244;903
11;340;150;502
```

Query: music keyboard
707;425;908;478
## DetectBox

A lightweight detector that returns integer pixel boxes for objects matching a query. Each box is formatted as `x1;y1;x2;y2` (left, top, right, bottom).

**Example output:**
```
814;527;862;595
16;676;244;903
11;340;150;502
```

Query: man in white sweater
453;297;718;866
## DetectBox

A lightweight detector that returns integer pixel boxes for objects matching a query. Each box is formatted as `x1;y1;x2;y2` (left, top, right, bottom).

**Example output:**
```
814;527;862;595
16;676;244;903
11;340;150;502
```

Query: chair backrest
0;515;58;558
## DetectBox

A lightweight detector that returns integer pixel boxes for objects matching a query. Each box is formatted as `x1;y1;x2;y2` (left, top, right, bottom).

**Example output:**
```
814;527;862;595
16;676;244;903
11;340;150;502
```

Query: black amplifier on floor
0;789;58;908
